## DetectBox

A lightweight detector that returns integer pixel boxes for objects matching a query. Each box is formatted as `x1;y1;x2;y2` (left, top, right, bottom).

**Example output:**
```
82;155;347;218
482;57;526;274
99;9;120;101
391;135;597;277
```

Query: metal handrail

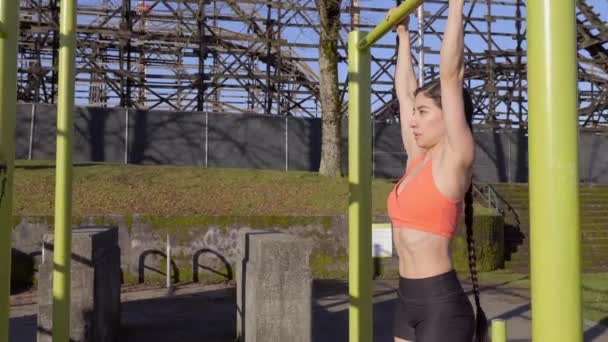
472;182;521;225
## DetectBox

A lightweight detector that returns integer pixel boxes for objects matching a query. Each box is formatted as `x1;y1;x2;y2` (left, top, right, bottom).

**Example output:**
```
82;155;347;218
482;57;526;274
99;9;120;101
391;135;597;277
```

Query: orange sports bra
387;154;462;238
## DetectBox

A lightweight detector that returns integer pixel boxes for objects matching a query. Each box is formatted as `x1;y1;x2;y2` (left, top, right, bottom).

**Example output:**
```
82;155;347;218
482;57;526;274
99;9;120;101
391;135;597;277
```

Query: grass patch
475;269;531;287
470;269;608;324
13;161;394;217
582;273;608;323
13;160;494;218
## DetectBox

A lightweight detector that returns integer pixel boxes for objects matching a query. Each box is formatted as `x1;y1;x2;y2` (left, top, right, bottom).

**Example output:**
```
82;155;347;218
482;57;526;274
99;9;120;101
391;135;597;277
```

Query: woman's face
410;92;445;149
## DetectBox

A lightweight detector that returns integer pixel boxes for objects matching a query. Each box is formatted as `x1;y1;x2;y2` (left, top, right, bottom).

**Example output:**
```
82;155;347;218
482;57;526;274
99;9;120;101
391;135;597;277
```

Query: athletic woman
386;1;488;341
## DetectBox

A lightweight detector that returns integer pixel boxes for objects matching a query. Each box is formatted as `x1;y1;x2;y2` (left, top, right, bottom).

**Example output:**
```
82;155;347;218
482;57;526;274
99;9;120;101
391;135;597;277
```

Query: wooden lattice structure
17;0;608;129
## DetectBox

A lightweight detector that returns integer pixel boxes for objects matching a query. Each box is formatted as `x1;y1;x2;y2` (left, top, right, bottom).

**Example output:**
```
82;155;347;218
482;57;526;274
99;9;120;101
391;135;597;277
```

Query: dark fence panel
14;104;608;183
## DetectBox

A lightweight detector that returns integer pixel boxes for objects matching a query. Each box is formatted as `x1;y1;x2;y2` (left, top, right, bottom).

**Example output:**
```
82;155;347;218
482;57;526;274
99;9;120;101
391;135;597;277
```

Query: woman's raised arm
439;0;475;168
392;10;423;160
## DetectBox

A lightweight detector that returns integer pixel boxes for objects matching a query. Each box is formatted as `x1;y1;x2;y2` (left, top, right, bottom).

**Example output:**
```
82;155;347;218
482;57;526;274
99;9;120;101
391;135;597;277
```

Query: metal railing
472;182;521;225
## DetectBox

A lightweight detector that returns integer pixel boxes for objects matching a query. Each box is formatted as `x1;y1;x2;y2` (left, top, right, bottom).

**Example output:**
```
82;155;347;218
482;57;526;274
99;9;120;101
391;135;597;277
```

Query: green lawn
13;160;496;217
474;269;608;324
12;161;389;216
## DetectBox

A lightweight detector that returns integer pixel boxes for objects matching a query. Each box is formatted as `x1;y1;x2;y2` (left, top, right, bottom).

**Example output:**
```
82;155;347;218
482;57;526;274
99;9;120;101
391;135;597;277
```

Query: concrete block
236;230;312;342
37;226;121;342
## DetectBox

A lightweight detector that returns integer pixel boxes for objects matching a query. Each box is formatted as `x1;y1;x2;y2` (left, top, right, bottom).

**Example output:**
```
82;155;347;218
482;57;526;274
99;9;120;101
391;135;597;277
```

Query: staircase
490;183;608;273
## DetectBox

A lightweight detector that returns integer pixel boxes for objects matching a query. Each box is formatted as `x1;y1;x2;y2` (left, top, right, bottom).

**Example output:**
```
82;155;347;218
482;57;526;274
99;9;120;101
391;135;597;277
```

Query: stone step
582;228;607;233
490;183;608;272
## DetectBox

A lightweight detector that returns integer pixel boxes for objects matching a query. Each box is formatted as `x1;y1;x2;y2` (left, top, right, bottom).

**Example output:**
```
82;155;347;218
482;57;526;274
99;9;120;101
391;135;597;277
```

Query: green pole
53;0;77;341
347;3;423;340
348;30;372;342
357;0;423;50
526;0;582;341
0;1;19;342
491;319;507;342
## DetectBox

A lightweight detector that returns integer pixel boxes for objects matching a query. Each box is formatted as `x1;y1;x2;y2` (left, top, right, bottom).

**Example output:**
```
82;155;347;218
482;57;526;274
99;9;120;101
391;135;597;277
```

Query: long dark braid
462;84;488;342
465;186;488;342
416;81;488;341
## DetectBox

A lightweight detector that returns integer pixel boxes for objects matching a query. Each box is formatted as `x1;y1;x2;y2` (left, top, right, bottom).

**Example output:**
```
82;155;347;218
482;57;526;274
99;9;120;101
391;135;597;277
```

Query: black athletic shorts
394;270;475;342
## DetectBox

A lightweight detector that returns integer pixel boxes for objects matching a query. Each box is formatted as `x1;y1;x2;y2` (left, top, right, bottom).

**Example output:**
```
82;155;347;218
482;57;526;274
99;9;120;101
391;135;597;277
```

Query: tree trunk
316;0;342;177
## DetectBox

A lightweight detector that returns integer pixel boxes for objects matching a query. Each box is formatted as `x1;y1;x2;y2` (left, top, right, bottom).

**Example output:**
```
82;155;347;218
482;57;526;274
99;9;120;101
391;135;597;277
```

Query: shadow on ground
9;280;608;342
585;317;608;341
119;286;236;342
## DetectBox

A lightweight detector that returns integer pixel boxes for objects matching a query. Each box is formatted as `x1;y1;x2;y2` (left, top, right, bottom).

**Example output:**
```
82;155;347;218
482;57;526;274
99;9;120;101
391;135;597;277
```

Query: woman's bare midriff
393;226;453;279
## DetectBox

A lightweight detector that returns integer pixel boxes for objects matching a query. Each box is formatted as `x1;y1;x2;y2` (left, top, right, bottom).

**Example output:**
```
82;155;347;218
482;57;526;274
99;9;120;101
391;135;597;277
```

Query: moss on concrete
12;211;504;287
11;162;396;217
310;253;349;279
121;271;138;285
143;215;334;233
452;212;505;273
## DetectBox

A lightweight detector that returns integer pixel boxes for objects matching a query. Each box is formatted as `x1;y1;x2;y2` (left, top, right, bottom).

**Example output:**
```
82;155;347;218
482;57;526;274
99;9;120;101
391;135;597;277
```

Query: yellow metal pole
53;0;77;341
526;0;582;341
491;319;506;342
357;0;423;50
348;30;372;342
347;3;424;340
0;1;19;342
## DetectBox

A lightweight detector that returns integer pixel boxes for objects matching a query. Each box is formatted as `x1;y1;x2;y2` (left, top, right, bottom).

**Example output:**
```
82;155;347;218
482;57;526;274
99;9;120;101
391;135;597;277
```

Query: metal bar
285;115;288;171
124;108;129;164
125;0;133;108
372;118;375;178
51;0;59;104
197;2;206;112
527;0;582;341
205;111;208;167
352;0;360;29
0;0;19;341
348;30;372;342
265;4;272;114
52;0;77;341
357;0;424;50
417;3;424;86
166;234;171;289
28;104;37;160
492;319;507;342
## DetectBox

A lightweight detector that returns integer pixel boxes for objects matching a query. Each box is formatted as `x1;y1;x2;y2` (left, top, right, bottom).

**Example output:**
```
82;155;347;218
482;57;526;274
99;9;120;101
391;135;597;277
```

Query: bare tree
316;0;342;177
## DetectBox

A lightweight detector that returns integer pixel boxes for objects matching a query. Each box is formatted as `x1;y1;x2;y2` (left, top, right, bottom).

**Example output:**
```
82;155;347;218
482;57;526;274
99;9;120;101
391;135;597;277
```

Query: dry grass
13;161;396;217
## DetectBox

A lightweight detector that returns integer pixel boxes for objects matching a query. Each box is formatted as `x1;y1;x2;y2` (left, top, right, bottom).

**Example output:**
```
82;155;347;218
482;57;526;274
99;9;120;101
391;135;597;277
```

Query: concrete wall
11;213;511;287
11;216;353;285
37;227;121;342
16;104;608;183
10;213;608;283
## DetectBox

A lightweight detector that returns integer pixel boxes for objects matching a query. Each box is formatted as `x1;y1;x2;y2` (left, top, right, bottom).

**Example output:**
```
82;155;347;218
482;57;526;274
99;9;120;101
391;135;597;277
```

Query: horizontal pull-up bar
357;0;424;50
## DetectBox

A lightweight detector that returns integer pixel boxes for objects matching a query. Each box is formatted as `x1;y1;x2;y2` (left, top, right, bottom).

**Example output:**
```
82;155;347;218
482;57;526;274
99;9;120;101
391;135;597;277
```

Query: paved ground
9;280;608;341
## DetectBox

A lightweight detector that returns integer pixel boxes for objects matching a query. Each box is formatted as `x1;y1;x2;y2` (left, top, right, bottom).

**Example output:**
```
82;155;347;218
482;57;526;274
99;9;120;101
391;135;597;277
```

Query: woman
386;1;487;341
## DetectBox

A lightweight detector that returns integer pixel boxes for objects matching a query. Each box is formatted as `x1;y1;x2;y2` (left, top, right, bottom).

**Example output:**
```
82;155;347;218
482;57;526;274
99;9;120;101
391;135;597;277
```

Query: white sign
372;223;392;258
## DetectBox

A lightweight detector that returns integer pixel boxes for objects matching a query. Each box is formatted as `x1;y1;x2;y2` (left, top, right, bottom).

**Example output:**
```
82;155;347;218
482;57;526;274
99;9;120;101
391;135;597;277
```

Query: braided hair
414;82;488;341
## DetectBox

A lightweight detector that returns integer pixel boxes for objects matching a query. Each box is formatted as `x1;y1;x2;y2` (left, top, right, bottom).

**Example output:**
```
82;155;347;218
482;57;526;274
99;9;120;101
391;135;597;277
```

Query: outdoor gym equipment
347;0;581;341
